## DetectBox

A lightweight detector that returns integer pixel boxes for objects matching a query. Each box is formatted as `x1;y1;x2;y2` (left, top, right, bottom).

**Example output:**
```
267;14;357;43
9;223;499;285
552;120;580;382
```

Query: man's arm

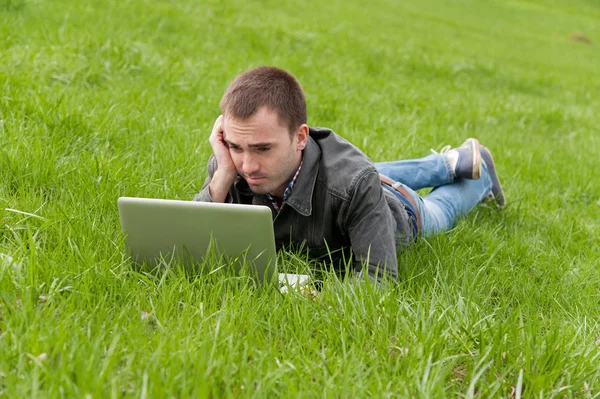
193;155;234;202
345;169;398;281
193;115;238;203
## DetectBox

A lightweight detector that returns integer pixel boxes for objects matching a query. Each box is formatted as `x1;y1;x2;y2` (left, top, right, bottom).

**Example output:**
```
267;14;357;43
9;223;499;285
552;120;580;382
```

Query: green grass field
1;0;600;396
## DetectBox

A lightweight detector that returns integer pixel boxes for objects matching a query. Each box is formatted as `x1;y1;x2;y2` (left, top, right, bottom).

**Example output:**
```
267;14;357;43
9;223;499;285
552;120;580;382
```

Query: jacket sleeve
345;169;398;281
192;155;233;203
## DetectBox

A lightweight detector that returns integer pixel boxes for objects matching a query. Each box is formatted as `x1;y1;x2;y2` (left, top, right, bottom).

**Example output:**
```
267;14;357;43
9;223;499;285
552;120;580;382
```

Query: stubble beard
247;176;286;196
247;146;301;197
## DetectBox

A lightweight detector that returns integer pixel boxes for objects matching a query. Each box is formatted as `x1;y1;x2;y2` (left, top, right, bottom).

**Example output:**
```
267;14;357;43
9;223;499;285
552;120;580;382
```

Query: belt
380;175;421;233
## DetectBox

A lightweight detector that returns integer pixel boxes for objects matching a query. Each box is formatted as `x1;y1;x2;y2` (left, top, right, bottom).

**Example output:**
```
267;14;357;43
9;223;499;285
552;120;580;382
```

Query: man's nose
242;154;260;175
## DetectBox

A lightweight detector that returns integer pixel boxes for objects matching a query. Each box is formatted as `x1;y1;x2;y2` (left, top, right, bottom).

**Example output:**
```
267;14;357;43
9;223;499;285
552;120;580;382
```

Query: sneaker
480;146;506;208
439;138;482;180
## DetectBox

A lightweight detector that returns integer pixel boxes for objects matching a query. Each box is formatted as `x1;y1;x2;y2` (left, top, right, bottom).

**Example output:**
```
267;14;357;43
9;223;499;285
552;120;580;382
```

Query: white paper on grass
278;273;311;293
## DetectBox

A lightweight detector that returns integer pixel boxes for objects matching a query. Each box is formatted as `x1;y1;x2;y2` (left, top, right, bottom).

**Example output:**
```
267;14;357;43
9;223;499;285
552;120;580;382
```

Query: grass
1;0;600;396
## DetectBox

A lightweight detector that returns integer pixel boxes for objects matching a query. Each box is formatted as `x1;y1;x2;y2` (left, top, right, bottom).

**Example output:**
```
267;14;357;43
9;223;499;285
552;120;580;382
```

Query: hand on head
208;115;238;202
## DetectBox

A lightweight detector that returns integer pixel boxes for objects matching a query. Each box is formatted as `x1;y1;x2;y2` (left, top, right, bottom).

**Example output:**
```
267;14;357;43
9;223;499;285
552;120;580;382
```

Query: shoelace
430;145;452;155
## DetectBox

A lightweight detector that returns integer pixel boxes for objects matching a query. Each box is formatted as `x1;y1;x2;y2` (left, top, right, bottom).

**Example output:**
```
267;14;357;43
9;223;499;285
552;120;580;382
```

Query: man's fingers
211;115;224;136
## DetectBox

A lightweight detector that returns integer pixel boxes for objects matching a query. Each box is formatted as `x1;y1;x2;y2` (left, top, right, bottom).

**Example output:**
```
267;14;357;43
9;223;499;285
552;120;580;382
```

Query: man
193;66;505;281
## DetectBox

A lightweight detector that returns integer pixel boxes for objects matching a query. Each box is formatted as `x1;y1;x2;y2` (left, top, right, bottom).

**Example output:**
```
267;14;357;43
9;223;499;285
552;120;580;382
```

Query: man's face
222;106;308;197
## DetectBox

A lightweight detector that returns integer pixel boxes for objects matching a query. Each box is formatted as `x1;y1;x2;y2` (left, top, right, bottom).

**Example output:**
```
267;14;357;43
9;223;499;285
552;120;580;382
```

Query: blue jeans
375;153;492;237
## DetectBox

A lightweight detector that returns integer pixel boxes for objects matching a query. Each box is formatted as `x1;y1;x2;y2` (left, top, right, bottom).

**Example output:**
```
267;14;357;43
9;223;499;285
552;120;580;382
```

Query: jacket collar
284;136;320;216
233;134;321;216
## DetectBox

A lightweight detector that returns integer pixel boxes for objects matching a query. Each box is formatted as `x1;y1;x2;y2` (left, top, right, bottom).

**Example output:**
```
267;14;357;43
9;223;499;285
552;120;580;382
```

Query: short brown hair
220;66;307;133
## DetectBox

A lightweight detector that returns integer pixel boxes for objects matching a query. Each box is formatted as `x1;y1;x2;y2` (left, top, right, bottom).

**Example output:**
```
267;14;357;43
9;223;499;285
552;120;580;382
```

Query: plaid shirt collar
265;157;304;212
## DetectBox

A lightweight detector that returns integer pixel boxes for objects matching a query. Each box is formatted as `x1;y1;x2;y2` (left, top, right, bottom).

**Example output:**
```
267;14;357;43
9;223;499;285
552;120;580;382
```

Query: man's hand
208;115;238;202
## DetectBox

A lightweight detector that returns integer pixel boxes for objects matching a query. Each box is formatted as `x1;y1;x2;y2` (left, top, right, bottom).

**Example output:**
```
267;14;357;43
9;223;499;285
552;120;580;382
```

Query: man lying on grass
193;66;505;281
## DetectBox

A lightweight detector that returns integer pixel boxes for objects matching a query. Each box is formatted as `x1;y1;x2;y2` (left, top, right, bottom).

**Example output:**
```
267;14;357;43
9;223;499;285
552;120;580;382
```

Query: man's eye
257;147;270;153
230;146;242;152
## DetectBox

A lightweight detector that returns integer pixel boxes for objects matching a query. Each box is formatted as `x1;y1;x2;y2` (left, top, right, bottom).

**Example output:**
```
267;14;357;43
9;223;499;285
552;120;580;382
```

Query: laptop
117;197;309;287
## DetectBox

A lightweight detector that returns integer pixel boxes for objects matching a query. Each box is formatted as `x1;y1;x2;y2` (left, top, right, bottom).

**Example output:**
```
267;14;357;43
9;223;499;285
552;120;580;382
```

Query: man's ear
295;124;309;151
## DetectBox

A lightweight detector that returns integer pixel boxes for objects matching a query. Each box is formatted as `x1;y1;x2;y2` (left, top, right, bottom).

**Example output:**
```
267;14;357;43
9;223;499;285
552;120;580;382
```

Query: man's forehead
224;106;287;130
223;136;276;147
223;113;290;145
222;126;283;147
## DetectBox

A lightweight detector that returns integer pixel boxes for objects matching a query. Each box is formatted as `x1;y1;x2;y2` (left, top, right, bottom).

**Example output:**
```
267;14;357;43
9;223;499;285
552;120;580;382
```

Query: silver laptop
118;197;278;283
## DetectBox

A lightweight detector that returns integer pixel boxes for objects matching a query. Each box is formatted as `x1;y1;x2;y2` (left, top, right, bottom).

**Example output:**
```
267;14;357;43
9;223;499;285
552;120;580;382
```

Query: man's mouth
246;176;266;184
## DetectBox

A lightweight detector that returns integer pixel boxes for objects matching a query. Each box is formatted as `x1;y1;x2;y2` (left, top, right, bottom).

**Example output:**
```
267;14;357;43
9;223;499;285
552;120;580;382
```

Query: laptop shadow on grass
123;235;271;284
120;234;370;293
123;237;330;295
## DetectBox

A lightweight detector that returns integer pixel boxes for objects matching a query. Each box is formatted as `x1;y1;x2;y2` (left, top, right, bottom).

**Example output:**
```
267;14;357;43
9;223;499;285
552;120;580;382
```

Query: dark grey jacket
193;127;413;280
